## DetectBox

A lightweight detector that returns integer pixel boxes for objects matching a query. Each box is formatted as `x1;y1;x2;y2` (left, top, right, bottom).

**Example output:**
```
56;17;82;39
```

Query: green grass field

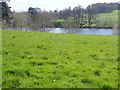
0;30;2;89
96;10;119;27
2;30;118;88
98;10;118;22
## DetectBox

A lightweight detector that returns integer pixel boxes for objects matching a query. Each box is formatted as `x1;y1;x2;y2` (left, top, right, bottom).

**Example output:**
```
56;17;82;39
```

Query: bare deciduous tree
27;7;55;31
12;12;28;30
86;5;98;28
62;17;79;33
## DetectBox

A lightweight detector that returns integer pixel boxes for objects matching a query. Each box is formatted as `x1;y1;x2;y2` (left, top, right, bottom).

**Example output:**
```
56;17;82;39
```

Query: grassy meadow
0;29;2;89
98;10;118;22
96;10;119;27
2;30;118;88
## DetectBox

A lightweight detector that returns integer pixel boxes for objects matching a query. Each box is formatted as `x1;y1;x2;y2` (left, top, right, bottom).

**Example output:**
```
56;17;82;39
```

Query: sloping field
97;10;119;27
2;30;118;88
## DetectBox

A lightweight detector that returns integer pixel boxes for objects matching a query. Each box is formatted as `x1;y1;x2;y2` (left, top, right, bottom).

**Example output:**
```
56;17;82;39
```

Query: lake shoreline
81;27;113;29
5;27;118;35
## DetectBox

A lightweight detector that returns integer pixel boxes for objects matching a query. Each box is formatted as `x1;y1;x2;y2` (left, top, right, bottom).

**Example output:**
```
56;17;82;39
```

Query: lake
48;28;118;35
8;28;119;35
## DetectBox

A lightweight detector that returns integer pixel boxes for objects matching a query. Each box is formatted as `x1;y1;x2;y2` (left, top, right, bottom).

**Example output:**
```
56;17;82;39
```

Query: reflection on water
77;28;113;35
49;28;80;34
49;28;119;35
8;28;119;35
49;28;65;33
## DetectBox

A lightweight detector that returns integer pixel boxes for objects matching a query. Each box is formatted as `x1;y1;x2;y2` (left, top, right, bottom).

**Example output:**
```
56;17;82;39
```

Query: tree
27;7;54;31
0;1;12;28
62;17;79;33
12;12;28;29
86;5;97;28
58;7;72;19
90;3;119;13
73;5;85;27
27;7;41;30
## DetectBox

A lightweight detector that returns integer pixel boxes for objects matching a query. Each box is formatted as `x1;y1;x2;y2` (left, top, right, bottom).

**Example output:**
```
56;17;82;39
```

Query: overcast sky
8;0;119;12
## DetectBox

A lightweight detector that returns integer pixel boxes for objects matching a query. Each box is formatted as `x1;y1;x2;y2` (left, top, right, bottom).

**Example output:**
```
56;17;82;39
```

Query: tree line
0;1;119;31
90;3;119;13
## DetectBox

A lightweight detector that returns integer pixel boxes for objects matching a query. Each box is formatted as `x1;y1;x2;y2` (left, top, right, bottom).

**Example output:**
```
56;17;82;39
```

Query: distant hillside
95;10;119;28
87;3;119;13
98;10;118;21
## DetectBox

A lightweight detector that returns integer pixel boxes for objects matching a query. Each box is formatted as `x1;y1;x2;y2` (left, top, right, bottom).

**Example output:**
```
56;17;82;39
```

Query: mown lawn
2;30;118;88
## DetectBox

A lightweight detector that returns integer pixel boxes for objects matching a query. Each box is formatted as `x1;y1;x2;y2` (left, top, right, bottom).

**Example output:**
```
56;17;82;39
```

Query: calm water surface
8;28;119;35
48;28;118;35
